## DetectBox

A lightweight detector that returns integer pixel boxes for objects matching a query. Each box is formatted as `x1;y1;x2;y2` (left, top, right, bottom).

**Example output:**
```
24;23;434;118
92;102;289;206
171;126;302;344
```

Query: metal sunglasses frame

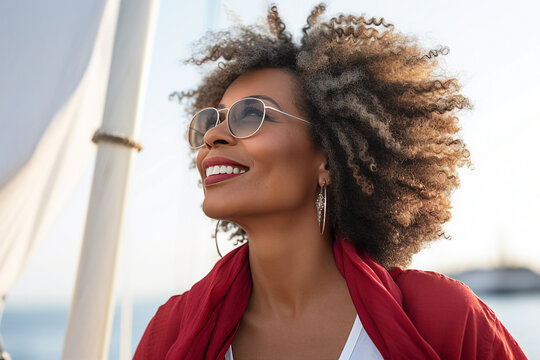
186;97;310;149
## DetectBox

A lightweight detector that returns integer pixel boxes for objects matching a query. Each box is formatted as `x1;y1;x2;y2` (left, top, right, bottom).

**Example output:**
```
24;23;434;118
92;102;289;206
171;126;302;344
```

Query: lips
204;172;246;186
202;156;250;186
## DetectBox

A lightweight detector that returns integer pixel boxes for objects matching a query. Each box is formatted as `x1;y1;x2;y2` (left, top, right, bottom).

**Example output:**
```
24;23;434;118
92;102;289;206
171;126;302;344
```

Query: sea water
1;293;539;359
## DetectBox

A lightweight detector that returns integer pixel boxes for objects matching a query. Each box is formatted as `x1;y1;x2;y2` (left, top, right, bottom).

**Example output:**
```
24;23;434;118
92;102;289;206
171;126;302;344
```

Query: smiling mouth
204;165;249;186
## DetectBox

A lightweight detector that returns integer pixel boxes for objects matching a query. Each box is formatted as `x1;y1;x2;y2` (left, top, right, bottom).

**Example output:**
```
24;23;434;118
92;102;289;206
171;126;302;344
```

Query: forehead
220;68;300;108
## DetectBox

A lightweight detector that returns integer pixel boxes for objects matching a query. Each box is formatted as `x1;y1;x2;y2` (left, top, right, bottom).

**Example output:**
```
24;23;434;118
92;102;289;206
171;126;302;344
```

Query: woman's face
196;68;326;229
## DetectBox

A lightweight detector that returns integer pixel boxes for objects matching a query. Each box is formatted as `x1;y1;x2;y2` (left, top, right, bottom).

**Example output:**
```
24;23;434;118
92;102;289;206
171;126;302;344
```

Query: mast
62;0;159;358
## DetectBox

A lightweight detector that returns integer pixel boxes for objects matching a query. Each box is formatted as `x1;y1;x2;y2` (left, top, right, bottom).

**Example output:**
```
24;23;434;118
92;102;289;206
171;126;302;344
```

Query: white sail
0;0;119;306
0;1;121;358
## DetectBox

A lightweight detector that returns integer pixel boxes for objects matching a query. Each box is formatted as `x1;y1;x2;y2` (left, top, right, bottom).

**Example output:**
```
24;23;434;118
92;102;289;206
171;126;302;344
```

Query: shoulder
133;294;187;360
394;269;479;310
134;244;250;359
393;268;491;330
393;269;526;359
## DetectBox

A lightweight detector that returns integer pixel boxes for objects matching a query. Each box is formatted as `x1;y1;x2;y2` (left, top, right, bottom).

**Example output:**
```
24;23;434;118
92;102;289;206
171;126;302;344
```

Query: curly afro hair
170;3;472;269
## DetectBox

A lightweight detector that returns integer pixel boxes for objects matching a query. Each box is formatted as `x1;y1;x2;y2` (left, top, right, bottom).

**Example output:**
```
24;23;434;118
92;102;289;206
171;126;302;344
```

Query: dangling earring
316;182;327;234
214;219;223;258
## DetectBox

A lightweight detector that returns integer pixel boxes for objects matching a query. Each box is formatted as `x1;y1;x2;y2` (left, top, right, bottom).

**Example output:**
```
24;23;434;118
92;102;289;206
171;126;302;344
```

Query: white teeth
205;164;248;177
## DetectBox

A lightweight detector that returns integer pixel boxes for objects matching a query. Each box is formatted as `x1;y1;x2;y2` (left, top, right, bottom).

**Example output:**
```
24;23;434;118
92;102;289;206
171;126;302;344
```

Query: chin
202;198;237;221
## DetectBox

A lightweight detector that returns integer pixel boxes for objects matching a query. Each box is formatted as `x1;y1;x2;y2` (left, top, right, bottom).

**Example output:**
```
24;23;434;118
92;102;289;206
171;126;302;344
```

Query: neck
235;206;345;321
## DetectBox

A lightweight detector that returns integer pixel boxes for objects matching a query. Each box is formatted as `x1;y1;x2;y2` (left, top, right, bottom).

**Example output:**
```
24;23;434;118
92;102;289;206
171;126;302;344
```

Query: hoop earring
214;219;223;258
316;183;327;234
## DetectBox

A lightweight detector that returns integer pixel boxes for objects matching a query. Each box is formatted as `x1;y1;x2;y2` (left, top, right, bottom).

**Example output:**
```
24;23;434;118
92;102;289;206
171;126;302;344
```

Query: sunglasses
187;97;310;149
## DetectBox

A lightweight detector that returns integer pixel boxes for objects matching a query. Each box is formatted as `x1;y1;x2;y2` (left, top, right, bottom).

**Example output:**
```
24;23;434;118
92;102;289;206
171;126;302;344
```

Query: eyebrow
217;95;283;110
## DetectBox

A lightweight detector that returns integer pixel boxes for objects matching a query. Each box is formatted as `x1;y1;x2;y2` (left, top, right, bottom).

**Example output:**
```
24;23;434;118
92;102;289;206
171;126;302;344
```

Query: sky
6;0;540;307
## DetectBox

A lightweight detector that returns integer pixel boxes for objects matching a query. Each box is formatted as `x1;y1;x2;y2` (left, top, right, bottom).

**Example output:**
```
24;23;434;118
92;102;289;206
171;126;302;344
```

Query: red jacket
134;232;527;359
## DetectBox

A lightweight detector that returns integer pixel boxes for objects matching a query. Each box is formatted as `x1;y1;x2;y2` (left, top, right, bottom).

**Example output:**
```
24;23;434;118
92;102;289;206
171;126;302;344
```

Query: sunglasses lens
188;108;218;148
228;98;265;138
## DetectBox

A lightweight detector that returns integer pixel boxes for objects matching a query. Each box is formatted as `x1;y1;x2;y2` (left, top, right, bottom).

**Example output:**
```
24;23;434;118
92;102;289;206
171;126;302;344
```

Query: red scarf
134;232;526;359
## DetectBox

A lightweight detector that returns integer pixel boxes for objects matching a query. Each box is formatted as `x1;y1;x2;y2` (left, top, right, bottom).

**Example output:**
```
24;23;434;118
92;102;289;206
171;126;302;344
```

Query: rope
91;128;143;152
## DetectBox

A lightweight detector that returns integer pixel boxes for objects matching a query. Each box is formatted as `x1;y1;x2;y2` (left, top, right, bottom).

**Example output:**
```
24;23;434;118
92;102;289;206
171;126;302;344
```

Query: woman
134;4;526;359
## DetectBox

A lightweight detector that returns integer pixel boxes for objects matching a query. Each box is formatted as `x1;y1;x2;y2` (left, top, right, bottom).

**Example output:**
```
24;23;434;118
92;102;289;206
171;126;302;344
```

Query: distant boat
450;266;540;295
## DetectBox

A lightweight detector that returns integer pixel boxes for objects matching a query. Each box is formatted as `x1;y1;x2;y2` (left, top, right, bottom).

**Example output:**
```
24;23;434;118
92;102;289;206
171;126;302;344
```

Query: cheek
248;129;316;206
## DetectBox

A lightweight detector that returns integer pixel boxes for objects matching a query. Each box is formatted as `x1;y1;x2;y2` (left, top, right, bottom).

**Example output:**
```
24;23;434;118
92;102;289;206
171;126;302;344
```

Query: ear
316;149;331;187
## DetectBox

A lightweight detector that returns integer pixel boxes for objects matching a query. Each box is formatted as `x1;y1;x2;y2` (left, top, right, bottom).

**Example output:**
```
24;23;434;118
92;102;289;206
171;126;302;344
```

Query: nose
203;109;237;148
